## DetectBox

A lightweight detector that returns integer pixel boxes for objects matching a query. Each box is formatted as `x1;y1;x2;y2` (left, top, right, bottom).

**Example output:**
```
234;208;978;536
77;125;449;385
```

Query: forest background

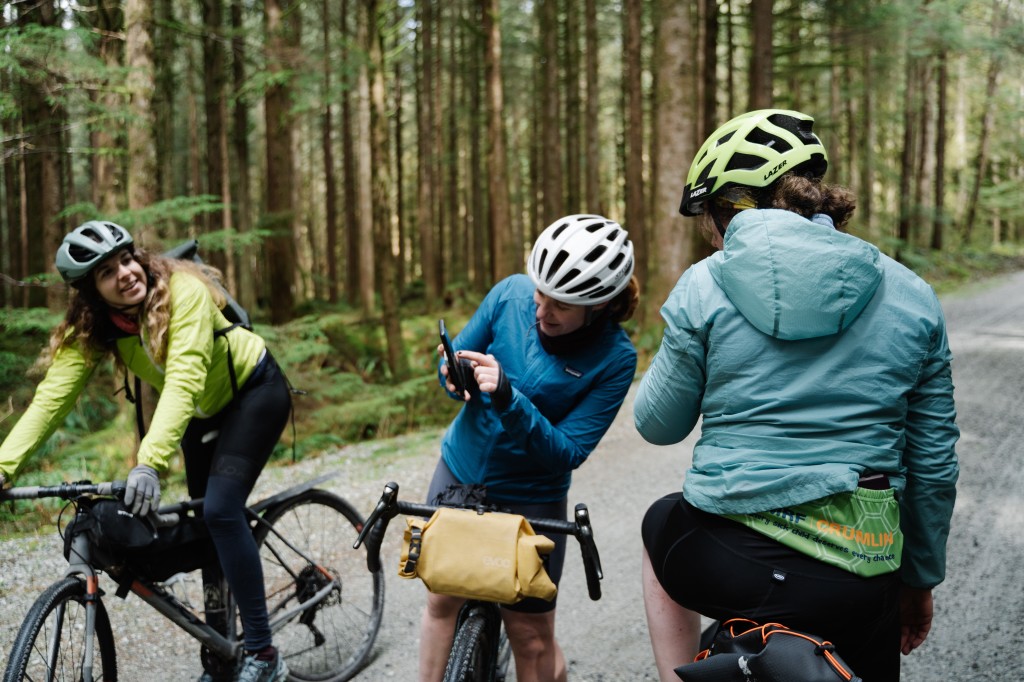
1;0;1023;526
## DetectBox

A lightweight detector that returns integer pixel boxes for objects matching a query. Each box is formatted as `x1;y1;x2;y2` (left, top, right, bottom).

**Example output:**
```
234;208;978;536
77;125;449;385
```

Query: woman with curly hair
0;221;291;682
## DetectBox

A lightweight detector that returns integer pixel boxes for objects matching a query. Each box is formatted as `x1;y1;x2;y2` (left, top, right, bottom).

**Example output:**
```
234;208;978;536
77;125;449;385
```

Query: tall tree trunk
341;0;360;305
859;36;875;238
649;0;696;320
323;0;339;303
539;0;563;221
393;3;406;291
201;0;227;269
364;0;408;379
417;0;439;300
19;0;58;308
355;0;375;315
483;0;513;282
125;0;157;238
702;0;719;140
446;5;461;284
154;0;175;201
748;0;773;109
469;0;487;291
897;54;919;251
583;0;601;214
90;0;122;215
932;49;948;251
623;0;646;290
231;0;256;313
963;0;1006;244
564;0;581;213
0;18;19;307
264;0;299;322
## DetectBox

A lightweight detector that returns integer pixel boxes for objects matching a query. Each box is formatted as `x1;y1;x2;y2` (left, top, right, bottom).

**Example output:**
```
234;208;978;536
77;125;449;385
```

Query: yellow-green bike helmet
679;109;828;217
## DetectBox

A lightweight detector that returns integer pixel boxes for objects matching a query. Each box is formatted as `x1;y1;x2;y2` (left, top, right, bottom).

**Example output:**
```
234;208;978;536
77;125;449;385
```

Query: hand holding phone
439;319;467;396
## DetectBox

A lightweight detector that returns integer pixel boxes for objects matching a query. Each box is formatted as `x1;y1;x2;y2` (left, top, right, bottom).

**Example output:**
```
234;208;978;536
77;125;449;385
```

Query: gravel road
2;270;1023;681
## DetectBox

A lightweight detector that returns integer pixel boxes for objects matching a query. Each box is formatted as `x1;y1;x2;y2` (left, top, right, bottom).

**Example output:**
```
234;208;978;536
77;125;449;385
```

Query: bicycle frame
3;473;350;682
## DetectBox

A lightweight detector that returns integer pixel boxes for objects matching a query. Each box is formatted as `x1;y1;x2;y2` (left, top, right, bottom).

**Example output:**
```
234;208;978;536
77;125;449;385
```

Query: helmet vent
725;152;768;172
555;268;581;289
590;285;615;300
566;277;600;295
68;244;95;262
584;245;607;262
551;222;570;240
608;252;625;270
548;251;569;281
745;127;792;153
537;249;548;274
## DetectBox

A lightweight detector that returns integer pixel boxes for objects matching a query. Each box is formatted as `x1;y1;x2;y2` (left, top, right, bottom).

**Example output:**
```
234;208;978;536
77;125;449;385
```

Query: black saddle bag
675;618;862;682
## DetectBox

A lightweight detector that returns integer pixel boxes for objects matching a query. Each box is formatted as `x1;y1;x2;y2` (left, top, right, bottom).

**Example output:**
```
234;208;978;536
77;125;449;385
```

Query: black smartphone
439;319;466;395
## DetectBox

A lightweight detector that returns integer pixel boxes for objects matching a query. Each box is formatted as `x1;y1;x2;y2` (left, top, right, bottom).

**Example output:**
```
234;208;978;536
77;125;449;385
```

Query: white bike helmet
528;214;634;305
56;221;134;284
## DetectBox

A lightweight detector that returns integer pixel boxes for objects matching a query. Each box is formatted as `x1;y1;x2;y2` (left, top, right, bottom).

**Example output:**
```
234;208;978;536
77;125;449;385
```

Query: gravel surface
2;270;1022;681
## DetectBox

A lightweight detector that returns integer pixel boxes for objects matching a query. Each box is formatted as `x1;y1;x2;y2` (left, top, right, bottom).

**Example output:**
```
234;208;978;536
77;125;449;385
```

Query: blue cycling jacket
440;275;637;504
635;209;960;589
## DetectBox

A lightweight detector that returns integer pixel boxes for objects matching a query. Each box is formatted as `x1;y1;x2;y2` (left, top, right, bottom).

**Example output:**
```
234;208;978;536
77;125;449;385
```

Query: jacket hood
708;209;882;340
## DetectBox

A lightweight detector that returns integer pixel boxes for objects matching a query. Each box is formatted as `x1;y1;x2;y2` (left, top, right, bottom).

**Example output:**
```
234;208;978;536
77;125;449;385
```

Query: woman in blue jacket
635;110;959;682
420;215;639;682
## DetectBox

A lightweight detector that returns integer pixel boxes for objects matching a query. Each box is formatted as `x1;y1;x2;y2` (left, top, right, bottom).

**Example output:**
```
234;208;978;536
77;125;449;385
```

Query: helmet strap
709;204;729;238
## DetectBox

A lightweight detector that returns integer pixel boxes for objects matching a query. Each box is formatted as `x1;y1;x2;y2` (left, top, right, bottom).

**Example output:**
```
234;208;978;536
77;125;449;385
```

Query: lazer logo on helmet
690;187;708;197
764;159;788;181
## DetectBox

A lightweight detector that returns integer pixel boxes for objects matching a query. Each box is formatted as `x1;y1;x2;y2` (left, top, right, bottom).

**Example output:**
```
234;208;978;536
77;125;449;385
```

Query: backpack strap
214;322;244;401
124;373;147;440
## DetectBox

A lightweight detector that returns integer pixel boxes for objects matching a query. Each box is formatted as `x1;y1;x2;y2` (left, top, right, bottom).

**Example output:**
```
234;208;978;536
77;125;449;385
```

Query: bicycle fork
63;534;102;682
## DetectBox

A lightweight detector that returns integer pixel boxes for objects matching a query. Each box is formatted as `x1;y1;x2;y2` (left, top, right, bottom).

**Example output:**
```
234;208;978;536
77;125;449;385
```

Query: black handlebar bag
64;498;218;582
674;618;862;682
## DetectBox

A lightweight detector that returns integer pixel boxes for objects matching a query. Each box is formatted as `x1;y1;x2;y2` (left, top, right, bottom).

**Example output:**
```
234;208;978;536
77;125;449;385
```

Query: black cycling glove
491;362;512;412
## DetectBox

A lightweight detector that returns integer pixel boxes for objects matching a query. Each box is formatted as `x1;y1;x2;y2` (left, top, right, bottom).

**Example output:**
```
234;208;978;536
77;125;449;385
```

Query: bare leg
501;608;567;682
419;593;465;682
642;548;701;682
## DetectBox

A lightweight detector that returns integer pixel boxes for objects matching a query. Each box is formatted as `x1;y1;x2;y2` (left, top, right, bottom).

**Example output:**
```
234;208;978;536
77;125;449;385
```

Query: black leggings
181;350;291;652
642;492;901;681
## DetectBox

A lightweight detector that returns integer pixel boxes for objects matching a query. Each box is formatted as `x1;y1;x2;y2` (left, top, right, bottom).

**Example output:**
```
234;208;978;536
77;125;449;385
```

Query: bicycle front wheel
3;576;118;682
443;604;502;682
255;488;384;682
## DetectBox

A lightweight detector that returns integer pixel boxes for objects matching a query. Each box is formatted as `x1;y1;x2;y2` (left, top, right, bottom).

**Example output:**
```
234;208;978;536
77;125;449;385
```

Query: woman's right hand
438;345;469;401
900;586;933;654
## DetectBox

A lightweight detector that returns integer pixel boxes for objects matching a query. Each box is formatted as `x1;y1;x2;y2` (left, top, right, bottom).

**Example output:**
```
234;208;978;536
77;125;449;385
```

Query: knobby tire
254;488;384;682
3;576;118;682
443;607;501;682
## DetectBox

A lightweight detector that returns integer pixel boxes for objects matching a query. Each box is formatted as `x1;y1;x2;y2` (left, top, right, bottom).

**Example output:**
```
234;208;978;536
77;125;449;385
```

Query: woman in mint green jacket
0;221;290;682
635;111;959;682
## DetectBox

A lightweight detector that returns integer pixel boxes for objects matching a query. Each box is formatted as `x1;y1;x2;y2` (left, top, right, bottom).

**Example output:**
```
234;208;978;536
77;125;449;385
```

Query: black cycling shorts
642;492;902;682
426;458;567;614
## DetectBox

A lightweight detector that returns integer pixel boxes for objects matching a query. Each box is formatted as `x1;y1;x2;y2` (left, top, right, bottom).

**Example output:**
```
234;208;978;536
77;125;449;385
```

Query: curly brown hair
42;248;226;370
757;174;857;230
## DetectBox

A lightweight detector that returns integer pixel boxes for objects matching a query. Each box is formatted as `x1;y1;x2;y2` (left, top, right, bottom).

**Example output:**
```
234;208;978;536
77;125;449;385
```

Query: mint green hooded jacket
634;209;959;589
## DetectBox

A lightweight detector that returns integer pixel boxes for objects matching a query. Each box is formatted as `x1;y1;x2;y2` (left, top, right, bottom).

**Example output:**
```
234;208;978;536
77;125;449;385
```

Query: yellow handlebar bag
398;507;557;604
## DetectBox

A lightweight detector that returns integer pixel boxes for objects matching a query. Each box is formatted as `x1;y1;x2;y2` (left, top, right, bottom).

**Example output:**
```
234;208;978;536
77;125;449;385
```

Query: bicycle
353;481;603;682
0;473;384;682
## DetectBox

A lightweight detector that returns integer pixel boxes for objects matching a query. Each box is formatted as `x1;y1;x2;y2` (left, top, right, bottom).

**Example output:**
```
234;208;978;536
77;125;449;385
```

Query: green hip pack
725;486;903;577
